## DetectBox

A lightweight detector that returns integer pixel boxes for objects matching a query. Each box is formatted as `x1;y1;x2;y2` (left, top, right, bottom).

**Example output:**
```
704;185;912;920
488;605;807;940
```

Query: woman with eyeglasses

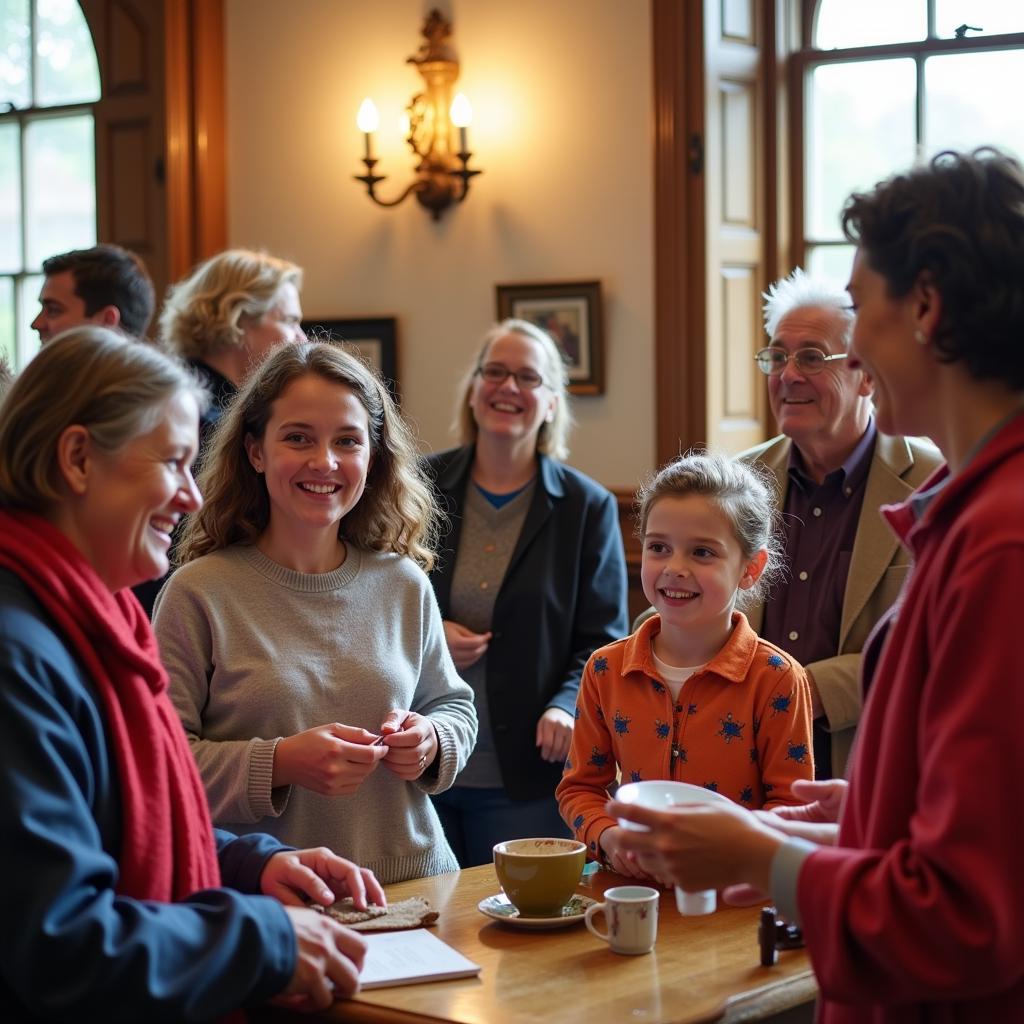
424;318;628;866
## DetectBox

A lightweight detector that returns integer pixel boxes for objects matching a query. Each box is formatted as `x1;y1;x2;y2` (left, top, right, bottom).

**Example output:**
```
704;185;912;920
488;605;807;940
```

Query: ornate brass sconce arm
353;8;482;221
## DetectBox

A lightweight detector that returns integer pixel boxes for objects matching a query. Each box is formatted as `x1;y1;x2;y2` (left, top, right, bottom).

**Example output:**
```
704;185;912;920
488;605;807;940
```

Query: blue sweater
0;569;295;1022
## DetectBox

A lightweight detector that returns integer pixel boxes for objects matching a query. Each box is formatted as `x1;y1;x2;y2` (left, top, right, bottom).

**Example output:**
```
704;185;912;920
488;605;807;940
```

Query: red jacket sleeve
798;544;1024;1004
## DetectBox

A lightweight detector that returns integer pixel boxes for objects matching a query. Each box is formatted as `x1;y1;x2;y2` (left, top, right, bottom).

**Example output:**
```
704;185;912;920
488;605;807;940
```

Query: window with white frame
1;0;99;369
799;0;1024;289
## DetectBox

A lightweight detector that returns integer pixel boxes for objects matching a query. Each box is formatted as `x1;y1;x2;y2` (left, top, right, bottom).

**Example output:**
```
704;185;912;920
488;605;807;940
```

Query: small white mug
584;885;659;955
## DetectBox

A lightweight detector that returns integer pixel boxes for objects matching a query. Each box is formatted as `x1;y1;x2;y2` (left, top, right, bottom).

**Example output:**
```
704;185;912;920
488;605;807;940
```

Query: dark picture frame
495;280;604;395
301;317;399;402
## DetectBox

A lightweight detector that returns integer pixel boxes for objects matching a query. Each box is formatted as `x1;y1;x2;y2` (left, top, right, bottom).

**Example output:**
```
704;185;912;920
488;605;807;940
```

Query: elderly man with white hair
744;268;942;778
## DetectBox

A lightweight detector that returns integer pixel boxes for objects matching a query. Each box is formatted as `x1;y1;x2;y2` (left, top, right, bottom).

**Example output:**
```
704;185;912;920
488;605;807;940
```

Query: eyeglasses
754;347;849;376
475;362;547;390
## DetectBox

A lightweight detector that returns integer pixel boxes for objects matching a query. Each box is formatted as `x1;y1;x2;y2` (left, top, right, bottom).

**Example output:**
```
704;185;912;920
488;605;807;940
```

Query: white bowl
616;780;730;830
615;780;731;917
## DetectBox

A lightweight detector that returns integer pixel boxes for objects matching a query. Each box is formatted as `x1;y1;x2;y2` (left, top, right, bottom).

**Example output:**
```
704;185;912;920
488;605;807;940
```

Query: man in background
747;268;942;777
31;244;155;343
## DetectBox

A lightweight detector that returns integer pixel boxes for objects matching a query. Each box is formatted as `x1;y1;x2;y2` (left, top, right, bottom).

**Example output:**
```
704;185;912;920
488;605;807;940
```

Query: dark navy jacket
424;447;629;801
0;569;294;1022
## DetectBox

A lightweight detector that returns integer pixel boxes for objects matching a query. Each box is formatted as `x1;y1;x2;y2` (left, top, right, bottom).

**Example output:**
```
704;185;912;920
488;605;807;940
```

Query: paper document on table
359;928;482;989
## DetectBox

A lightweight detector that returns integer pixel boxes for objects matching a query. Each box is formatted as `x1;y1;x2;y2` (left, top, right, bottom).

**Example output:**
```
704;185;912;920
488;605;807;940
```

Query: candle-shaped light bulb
399;112;411;140
357;97;379;159
450;92;472;154
356;97;379;133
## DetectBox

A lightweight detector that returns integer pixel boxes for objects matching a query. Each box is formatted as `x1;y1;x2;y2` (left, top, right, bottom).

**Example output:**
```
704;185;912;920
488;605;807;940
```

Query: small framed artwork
301;316;399;402
495;280;604;395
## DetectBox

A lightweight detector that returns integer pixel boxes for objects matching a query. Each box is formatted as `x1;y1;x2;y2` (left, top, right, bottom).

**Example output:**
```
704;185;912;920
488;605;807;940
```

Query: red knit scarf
0;509;221;900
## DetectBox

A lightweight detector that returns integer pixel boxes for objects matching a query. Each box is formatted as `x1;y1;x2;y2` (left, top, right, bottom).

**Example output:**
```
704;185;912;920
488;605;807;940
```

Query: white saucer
477;893;595;930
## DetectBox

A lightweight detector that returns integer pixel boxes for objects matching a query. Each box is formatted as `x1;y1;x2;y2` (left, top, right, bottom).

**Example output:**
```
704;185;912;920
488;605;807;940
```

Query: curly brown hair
841;147;1024;390
178;341;440;569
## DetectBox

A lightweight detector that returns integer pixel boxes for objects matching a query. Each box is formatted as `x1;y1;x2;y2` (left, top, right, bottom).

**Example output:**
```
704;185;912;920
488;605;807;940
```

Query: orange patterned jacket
556;612;814;861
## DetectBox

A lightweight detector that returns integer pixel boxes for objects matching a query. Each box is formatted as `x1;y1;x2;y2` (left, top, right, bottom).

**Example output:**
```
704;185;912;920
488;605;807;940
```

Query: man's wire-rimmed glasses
754;347;849;376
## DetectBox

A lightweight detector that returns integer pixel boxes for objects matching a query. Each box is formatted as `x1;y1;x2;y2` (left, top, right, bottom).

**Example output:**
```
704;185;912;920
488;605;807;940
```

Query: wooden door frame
651;0;706;468
165;0;227;278
651;0;791;466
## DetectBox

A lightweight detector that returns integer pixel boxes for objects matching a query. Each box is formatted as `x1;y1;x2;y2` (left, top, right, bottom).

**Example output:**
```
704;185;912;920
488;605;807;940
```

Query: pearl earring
914;329;928;346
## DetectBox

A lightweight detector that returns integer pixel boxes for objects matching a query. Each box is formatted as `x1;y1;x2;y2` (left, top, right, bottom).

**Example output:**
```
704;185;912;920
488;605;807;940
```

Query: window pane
17;271;40;366
0;275;13;369
24;113;95;268
925;50;1024;163
0;0;30;108
0;121;20;272
815;0;926;49
806;244;856;294
934;1;1024;39
807;59;917;240
35;0;99;106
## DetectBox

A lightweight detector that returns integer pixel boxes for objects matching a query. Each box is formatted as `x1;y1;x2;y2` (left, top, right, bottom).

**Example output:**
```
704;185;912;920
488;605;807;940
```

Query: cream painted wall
225;0;654;491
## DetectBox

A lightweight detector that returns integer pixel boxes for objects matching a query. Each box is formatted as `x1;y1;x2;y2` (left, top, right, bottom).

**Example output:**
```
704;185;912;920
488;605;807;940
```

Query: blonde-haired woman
153;341;477;884
135;249;307;615
425;318;628;866
160;247;306;448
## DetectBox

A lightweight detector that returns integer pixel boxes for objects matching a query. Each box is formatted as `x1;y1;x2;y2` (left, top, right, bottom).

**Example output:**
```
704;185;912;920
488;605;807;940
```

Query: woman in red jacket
611;147;1024;1022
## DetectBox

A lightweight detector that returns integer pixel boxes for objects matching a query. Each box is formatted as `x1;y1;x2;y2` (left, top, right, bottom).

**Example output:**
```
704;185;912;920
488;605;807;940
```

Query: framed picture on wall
495;280;604;395
301;317;399;402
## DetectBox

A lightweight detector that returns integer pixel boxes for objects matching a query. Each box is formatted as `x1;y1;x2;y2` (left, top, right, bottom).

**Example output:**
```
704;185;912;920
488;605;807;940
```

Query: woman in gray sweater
154;342;477;884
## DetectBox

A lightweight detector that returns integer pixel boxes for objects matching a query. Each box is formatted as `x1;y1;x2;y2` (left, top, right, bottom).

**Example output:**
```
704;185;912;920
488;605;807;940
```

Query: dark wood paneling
652;0;707;464
84;0;169;315
613;488;646;626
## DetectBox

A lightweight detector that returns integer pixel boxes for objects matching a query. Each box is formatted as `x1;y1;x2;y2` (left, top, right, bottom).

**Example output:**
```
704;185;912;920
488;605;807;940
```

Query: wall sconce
354;8;482;221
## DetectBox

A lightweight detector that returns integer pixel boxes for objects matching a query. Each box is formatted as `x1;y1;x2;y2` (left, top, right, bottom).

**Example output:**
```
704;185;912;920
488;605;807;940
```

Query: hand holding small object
377;709;439;779
273;722;388;795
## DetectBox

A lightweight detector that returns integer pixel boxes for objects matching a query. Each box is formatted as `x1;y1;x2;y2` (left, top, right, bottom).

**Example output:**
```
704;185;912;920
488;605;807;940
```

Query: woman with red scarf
0;327;384;1021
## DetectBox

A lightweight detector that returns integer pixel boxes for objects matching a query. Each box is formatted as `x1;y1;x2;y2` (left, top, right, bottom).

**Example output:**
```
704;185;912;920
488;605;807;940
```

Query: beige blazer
742;433;944;777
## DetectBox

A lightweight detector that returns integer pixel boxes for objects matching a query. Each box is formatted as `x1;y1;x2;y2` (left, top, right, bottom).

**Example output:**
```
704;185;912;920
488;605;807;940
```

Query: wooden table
303;864;816;1024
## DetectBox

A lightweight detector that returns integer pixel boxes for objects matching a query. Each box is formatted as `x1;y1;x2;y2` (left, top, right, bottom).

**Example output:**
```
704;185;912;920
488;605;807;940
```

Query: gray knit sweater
153;544;477;884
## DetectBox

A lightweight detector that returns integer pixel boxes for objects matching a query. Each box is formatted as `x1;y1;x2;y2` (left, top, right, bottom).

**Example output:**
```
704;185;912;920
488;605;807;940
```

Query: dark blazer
424;446;629;801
